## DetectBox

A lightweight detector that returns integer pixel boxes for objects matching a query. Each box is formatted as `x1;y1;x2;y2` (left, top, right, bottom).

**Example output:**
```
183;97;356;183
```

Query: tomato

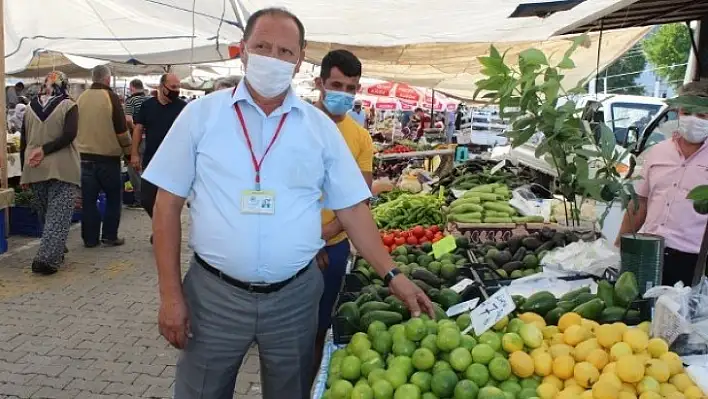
390;244;397;252
399;230;410;238
432;236;442;243
434;232;444;240
406;236;418;245
418;237;429;244
411;225;425;238
424;230;434;240
429;225;440;233
382;234;395;246
394;237;406;246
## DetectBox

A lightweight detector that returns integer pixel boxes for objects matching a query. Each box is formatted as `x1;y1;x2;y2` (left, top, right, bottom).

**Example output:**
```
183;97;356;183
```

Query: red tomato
418;237;429;244
424;230;434;240
390;244;397;252
394;237;406;246
434;232;444;239
412;225;425;238
400;231;411;238
406;236;418;245
432;236;442;243
429;225;440;233
382;234;395;246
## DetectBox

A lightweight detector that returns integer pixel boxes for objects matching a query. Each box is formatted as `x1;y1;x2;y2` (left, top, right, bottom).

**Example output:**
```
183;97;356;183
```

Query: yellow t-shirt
322;115;374;246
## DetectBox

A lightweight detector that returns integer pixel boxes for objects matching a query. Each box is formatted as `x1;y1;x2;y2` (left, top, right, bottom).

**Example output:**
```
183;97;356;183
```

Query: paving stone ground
0;208;262;398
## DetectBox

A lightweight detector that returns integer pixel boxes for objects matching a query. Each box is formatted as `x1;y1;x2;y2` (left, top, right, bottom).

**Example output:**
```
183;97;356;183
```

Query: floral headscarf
43;71;69;97
30;70;70;121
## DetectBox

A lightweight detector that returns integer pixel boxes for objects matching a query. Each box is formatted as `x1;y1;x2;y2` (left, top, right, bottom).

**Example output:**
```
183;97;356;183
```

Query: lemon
542;326;560;340
518;312;546;329
638;392;661;399
660;383;679;396
637;321;651;334
564;325;591;347
494;316;509;331
558;312;582;332
520;324;544;349
552;355;575;380
581;390;594;399
669;373;694;393
536;382;559;399
592;380;620;399
542;375;564;391
502;333;525;354
623;329;649;353
610;342;634;361
660;352;684;376
586;348;609;371
646;338;668;358
550;333;566;346
565;378;578;388
645;359;670;383
635;352;651;366
575;338;600;362
597;324;623;349
533;351;553;377
603;362;617;375
582;319;600;334
618;392;638;399
509;351;535;378
621;383;637;394
564;385;586;395
666;392;687;399
574;361;600;388
599;372;623;390
550;344;574;359
613;322;629;336
617;355;645;383
637;376;661;394
683;386;704;399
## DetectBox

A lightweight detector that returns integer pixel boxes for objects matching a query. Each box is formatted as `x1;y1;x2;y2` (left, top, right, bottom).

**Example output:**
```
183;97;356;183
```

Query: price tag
446;298;480;317
449;278;474;294
432;235;457;259
469;287;516;336
490;159;506;175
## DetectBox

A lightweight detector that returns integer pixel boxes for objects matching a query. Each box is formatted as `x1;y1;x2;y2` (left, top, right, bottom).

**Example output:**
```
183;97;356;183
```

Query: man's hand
389;274;435;318
130;153;141;171
158;295;192;349
316;249;329;271
28;147;44;167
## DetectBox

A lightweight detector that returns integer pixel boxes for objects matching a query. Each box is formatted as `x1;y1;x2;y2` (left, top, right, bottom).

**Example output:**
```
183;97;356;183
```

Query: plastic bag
645;278;708;366
509;184;555;222
540;239;620;277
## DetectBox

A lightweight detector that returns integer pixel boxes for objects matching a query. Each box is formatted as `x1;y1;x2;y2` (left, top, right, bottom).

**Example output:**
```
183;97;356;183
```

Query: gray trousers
30;180;78;267
174;257;324;399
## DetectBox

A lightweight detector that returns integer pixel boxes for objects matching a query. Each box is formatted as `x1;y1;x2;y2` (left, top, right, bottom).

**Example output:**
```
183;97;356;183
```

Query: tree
602;44;648;95
643;23;692;89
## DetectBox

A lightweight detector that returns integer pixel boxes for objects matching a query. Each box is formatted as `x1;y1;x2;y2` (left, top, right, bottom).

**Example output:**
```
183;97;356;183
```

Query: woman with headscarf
19;71;80;275
8;103;26;132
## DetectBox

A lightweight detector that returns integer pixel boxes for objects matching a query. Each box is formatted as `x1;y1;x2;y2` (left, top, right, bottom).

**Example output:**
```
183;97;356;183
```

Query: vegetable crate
9;205;43;237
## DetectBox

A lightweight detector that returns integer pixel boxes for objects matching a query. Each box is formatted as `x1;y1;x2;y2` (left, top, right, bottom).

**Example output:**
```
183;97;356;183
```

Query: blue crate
0;209;8;254
9;206;43;237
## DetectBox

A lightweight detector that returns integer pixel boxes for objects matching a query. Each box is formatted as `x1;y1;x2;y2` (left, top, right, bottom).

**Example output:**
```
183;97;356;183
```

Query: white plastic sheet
540;238;620;276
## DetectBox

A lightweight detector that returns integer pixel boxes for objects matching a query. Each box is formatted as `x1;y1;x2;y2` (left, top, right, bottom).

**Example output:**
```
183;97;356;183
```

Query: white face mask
678;115;708;144
244;52;296;99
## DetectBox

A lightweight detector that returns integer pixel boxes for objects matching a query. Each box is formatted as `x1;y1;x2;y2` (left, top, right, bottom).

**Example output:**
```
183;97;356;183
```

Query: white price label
446;298;480;317
449;278;474;294
490;159;506;175
470;288;516;336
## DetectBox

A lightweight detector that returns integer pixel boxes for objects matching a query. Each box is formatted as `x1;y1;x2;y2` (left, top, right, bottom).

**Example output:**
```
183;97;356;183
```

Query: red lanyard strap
234;103;288;190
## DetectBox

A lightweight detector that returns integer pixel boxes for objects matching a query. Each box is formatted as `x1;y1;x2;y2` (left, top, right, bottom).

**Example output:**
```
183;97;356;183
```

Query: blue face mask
323;90;355;116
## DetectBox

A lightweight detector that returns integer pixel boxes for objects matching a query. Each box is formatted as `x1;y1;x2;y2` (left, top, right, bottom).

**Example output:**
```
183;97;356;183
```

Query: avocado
493;250;513;265
420;242;433;253
394;255;408;264
572;298;605;321
407;254;418;263
551;232;566;246
520;291;557;315
486;247;500;259
522;254;539;268
427;261;442;276
510;270;524;279
417;254;434;267
495;241;508;250
437;288;462;309
511;247;527;262
521;237;543;250
392;246;408;256
574;293;597;307
534;241;555;255
502;261;524;274
455;236;470;249
506;237;523;254
356;258;370;269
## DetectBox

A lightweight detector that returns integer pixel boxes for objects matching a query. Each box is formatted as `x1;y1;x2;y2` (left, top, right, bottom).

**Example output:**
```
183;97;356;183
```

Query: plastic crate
0;209;8;254
9;206;42;237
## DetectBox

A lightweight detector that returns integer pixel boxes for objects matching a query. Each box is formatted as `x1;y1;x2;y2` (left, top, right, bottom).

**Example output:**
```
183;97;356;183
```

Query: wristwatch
383;267;402;286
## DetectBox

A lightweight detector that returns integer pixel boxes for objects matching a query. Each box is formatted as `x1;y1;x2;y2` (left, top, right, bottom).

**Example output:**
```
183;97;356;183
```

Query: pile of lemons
511;312;705;399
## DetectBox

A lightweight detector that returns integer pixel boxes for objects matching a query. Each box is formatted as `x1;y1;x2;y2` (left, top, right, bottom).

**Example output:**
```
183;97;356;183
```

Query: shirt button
666;203;670;207
673;183;678;187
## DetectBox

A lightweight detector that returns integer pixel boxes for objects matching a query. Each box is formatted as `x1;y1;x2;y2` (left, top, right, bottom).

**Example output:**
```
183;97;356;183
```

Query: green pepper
613;272;639;307
596;280;615;308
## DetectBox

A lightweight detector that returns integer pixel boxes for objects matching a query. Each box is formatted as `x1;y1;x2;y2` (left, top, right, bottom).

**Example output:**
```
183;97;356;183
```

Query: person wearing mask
19;71;80;275
130;73;186;243
615;81;708;286
124;79;148;209
312;49;374;373
75;65;131;248
347;98;367;128
141;8;433;399
7;82;25;109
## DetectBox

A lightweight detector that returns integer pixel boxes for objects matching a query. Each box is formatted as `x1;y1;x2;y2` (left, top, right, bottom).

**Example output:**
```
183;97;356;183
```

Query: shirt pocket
680;164;708;193
287;157;324;190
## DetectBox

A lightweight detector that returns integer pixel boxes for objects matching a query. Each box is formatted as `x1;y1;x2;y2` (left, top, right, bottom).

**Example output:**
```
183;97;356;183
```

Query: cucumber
359;301;391;315
450;197;481;207
449;203;484;214
449;213;483;223
469;183;500;193
360;310;404;330
482;202;517;215
384;296;410;319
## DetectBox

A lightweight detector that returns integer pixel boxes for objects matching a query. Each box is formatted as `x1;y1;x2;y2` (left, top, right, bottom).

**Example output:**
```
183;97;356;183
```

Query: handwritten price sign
468;287;516;336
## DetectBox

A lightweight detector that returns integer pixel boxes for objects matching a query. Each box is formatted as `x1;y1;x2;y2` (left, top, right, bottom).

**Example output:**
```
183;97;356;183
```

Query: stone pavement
0;209;262;398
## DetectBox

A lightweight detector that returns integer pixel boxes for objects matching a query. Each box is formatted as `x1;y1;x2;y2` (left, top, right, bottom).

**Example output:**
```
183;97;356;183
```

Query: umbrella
358;81;459;111
357;95;416;111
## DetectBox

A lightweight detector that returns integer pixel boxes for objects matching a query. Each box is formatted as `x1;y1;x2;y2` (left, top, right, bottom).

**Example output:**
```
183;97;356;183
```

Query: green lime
464;363;489;387
351;383;374;399
431;370;459;398
460;335;477;351
471;344;495;365
456;314;471;330
389;356;413;377
517;387;537;399
453;379;480;399
477;386;506;399
422;393;439;399
425;320;439;335
410;371;433;393
340;355;362;381
372;331;393;356
420;335;439;355
438;320;459;331
412;348;436;371
498;381;521;396
488;357;511;381
372;379;394;399
392;339;416;357
449;347;473;372
384;368;408;390
478;331;502;352
368;321;388;339
519;378;539;391
367;368;386;386
406;318;428;342
389;324;406;342
436;328;461;352
432;360;452;375
349;333;372;358
394;384;422;399
359;350;385;377
330;379;354;399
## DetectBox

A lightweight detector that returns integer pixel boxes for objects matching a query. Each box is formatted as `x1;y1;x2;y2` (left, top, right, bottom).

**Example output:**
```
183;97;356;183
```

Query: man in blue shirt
347;98;368;128
142;7;433;399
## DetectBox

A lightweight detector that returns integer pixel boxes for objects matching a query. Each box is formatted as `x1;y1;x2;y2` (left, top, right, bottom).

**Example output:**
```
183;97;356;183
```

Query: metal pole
228;0;247;32
0;0;8;234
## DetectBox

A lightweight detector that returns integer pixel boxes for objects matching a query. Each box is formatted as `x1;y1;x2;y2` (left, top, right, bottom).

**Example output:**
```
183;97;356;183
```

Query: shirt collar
90;82;112;91
231;80;305;117
671;134;708;159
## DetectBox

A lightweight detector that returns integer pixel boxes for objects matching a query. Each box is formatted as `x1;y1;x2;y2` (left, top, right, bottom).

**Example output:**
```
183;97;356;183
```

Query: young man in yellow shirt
313;50;374;369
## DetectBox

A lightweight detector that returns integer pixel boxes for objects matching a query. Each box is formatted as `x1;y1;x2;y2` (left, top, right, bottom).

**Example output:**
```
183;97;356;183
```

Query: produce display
471;228;581;280
384;144;418;154
379;225;446;252
373;193;446;230
432;161;537;203
321;272;705;399
445;183;544;225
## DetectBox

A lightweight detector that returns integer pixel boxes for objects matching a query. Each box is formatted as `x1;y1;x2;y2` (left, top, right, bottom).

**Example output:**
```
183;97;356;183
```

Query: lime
372;331;394;356
501;333;524;353
478;386;506;399
360;350;385;377
368;321;388;339
422;393;439;399
351;383;374;399
367;368;386;386
502;393;514;399
517;387;537;399
389;356;414;377
519;378;539;391
471;344;495;365
332;349;348;361
410;371;433;393
331;379;354;399
464;363;490;387
406;318;428;342
384;368;408;390
518;324;543;349
431;370;459;398
389;325;406;342
493;316;509;331
506;318;525;334
454;379;480;399
437;328;462;352
385;354;395;367
484;380;498;388
498;380;522;396
432;360;453;375
394;384;421;399
341;356;362;381
488;357;512;381
412;348;436;371
460;335;477;351
478;331;502;352
456;314;472;330
372;379;394;399
438;319;458;330
425;320;439;335
439;351;450;363
350;333;372;358
420;335;440;355
392;339;416;357
449;347;473;372
441;263;457;280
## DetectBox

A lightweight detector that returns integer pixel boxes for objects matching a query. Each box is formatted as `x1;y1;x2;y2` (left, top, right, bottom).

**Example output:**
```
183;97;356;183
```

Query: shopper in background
124;79;148;209
413;107;431;140
75;65;131;248
347;98;367;128
615;81;708;286
9;103;27;132
142;8;432;399
312;49;374;376
19;71;80;275
130;73;186;243
7;81;25;109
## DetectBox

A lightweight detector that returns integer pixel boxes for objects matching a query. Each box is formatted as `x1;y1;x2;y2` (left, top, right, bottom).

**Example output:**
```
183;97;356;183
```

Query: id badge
240;190;275;214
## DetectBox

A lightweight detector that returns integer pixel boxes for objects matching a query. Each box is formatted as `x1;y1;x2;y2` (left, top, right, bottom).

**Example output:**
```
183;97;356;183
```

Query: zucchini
449;203;484;214
449;213;483;223
482;202;517;215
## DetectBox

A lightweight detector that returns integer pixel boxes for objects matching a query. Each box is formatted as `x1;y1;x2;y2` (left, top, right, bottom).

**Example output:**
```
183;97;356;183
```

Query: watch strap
384;267;401;285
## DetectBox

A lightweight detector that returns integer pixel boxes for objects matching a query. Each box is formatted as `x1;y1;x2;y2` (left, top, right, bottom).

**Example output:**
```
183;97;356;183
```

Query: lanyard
234;103;288;190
